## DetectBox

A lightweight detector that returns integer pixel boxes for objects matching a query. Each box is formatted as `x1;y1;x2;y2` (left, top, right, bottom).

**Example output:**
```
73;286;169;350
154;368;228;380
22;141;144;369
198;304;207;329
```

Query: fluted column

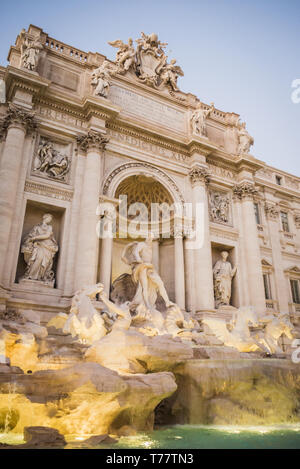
74;131;109;290
0;104;37;284
265;202;290;312
99;213;113;296
233;182;266;313
174;226;185;310
188;166;214;311
184;236;195;312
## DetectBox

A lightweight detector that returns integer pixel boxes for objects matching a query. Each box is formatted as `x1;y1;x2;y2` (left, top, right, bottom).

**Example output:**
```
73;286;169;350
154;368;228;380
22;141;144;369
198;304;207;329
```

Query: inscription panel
107;128;188;163
109;85;186;133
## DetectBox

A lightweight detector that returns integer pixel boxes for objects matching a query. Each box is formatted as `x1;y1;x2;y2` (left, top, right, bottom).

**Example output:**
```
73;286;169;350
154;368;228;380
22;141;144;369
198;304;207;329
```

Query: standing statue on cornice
236;121;254;155
108;38;136;74
20;29;43;71
91;60;116;98
191;102;215;137
160;58;184;92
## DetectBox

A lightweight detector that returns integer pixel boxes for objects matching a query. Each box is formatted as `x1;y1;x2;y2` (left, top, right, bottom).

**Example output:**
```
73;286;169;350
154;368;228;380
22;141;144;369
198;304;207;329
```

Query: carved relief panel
209;189;232;226
31;136;72;183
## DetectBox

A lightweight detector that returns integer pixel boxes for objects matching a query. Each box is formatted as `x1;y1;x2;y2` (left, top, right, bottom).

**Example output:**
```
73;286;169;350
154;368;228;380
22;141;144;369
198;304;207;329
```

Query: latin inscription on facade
107;128;188;163
109;85;186;133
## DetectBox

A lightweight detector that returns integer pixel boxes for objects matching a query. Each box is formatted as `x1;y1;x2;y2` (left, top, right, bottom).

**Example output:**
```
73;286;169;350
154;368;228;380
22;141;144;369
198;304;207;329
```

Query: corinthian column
188;166;214;311
74;131;109;290
233;182;266;313
0;104;37;284
174;225;185;310
264;202;289;312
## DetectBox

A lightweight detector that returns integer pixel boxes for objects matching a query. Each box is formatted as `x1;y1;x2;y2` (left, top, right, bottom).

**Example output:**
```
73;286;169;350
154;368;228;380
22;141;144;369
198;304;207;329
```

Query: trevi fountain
0;26;300;449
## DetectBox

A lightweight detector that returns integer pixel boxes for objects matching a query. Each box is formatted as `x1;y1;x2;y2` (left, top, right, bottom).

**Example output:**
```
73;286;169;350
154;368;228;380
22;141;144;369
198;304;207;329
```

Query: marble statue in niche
213;251;237;308
209;191;230;224
20;213;58;287
33;140;70;181
20;29;43;71
190;102;214;137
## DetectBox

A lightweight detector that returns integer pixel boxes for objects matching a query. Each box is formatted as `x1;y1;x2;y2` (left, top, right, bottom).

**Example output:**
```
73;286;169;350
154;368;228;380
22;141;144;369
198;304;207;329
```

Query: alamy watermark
96;196;206;250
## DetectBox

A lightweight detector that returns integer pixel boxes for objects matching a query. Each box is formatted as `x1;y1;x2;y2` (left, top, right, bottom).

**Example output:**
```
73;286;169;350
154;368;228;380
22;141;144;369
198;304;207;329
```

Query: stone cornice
81;96;121;121
24;179;73;201
235;154;265;174
77;130;109;152
186;137;218;158
5;65;50;102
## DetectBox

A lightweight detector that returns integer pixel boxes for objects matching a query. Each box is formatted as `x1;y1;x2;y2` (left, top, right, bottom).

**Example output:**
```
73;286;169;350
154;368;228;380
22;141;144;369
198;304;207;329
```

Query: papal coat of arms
106;32;184;92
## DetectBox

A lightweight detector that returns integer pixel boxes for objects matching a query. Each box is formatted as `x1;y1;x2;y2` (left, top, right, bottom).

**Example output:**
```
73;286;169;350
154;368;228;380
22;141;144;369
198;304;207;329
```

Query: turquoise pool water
2;425;300;449
101;425;300;450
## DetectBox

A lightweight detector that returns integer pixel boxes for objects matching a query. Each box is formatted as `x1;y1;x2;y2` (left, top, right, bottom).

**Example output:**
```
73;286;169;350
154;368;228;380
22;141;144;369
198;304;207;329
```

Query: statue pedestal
196;306;237;322
19;278;55;290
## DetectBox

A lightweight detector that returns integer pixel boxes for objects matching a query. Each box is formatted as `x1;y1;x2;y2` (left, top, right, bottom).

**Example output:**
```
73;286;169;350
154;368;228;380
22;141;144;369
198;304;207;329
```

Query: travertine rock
0;362;177;436
162;359;300;426
85;329;193;374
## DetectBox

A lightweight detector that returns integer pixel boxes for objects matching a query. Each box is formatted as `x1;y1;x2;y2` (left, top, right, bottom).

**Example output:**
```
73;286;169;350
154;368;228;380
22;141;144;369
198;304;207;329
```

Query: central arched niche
115;175;174;221
110;174;176;302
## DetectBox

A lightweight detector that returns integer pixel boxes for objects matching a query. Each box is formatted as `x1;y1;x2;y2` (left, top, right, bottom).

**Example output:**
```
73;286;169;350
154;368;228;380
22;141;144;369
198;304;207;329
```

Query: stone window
280;211;290;232
290;279;300;304
254;202;261;225
275;175;282;185
263;273;272;300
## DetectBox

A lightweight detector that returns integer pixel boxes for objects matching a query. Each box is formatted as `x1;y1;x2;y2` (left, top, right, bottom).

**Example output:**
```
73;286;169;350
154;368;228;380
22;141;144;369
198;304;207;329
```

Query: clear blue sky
0;0;299;176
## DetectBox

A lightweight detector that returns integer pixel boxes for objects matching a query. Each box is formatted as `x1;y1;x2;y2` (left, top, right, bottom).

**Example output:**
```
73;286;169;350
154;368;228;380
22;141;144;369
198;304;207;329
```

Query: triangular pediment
261;258;273;267
285;265;300;274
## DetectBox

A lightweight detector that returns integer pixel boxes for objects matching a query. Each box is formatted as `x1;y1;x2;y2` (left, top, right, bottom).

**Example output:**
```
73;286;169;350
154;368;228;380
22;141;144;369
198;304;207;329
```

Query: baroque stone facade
0;24;300;323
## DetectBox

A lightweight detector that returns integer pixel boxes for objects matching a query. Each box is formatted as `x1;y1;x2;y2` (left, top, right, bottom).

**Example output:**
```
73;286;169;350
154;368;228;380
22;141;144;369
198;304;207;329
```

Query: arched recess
102;162;185;206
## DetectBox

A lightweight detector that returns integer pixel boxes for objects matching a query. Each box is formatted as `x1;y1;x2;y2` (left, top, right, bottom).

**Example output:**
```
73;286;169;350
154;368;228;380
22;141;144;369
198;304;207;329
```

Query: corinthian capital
1;103;37;134
265;203;279;220
233;182;257;200
76;130;109;152
294;213;300;229
189;166;210;186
